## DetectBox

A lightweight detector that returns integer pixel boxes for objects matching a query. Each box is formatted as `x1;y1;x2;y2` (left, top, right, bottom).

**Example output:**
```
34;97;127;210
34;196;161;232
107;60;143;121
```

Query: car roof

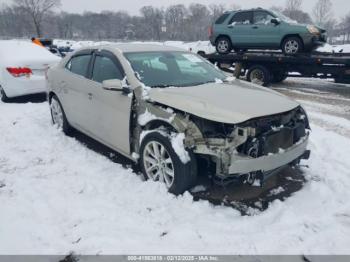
0;40;60;66
224;7;268;14
96;43;185;53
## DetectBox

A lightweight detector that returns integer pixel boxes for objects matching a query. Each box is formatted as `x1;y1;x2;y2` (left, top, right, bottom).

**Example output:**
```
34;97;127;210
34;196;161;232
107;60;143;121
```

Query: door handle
252;26;259;29
88;93;93;100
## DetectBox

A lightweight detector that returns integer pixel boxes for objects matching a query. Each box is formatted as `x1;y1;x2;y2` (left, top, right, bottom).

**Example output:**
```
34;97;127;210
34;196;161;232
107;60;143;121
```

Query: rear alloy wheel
140;132;197;195
282;37;303;54
247;65;271;86
216;37;232;54
50;95;71;134
0;86;9;103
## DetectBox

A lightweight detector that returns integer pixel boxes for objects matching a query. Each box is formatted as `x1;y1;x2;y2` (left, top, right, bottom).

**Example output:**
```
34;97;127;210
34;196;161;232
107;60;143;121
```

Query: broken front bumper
228;133;310;175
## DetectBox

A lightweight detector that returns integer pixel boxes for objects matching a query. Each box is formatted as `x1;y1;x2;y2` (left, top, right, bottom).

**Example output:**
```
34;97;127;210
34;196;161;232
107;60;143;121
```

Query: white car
0;40;60;102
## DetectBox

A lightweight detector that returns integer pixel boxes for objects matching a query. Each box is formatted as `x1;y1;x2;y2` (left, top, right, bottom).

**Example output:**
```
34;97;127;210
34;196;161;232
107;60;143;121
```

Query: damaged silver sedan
47;44;310;195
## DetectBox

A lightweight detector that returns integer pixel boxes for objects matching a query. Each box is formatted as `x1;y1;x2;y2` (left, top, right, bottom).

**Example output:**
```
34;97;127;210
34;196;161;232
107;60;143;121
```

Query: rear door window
229;11;252;25
92;55;124;83
66;55;92;77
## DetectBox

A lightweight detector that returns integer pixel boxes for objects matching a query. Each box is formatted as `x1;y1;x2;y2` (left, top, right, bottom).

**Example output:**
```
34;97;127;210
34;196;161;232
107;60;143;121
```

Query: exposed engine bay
187;106;311;185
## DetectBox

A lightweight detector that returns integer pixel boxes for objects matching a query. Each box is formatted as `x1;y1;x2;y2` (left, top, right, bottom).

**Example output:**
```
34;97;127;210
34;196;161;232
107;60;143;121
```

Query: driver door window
254;11;275;25
92;55;123;83
229;11;252;25
252;11;280;45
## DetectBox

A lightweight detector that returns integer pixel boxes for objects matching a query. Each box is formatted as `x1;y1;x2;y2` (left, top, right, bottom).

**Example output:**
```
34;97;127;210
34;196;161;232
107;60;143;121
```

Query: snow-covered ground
317;43;350;53
1;77;350;255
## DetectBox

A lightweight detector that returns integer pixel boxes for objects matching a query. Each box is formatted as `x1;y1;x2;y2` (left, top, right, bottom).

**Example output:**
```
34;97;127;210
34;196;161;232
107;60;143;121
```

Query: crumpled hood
148;80;299;124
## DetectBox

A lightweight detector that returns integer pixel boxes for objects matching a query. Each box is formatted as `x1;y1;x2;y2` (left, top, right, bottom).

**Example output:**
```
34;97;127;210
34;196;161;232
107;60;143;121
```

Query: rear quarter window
215;13;230;24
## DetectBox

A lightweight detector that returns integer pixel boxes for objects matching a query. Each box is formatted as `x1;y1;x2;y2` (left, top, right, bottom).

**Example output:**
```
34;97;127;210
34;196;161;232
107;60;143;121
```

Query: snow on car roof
0;40;60;67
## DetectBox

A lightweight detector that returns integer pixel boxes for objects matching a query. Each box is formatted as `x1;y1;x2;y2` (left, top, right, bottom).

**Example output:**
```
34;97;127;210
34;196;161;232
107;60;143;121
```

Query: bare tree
282;0;313;24
187;3;211;40
342;14;350;43
270;6;284;13
209;4;226;21
140;6;164;40
283;9;313;23
313;0;333;27
227;4;241;11
165;4;188;40
335;19;344;44
13;0;61;37
285;0;302;12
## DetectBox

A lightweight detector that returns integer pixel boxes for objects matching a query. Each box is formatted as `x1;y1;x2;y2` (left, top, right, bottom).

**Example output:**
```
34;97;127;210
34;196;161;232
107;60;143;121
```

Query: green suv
209;8;327;54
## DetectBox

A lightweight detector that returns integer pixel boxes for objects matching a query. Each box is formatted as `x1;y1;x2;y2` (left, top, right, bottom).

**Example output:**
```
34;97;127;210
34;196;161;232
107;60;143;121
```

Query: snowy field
0;77;350;255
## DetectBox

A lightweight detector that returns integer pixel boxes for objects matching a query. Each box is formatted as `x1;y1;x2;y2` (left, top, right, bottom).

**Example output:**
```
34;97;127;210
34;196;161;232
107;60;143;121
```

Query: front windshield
124;51;226;88
272;11;297;24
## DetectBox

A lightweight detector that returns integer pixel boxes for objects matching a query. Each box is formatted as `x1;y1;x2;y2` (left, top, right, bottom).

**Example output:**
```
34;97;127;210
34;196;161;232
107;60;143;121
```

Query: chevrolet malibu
47;44;310;195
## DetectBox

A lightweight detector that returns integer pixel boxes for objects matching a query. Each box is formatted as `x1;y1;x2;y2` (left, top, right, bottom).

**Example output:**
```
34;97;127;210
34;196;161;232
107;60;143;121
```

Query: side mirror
271;18;280;25
102;79;123;91
228;23;235;28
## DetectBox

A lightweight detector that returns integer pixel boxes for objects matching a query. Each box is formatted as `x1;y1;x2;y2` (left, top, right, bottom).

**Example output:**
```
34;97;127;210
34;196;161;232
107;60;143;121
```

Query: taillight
208;26;213;37
6;67;32;78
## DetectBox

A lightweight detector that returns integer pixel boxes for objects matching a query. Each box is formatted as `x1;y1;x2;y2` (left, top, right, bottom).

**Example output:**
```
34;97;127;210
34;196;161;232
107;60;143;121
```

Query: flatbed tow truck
202;51;350;86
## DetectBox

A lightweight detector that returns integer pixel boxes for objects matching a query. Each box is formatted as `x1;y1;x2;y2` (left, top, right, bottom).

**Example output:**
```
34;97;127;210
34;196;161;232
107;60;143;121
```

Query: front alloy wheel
143;141;175;188
140;132;197;195
283;37;303;54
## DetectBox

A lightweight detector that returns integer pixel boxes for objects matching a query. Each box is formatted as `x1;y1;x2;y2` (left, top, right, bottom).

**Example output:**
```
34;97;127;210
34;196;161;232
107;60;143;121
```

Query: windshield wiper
152;84;175;88
152;81;218;88
186;81;216;87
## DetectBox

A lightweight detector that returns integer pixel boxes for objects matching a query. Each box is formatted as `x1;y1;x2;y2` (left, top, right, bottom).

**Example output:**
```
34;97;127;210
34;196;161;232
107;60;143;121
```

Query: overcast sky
1;0;349;18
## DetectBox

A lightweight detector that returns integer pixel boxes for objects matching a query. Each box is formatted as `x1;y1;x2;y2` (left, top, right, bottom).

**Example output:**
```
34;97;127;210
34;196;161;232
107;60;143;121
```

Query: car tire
0;86;9;103
140;131;197;195
216;36;232;54
50;95;72;135
247;65;272;86
271;71;288;83
282;37;303;54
